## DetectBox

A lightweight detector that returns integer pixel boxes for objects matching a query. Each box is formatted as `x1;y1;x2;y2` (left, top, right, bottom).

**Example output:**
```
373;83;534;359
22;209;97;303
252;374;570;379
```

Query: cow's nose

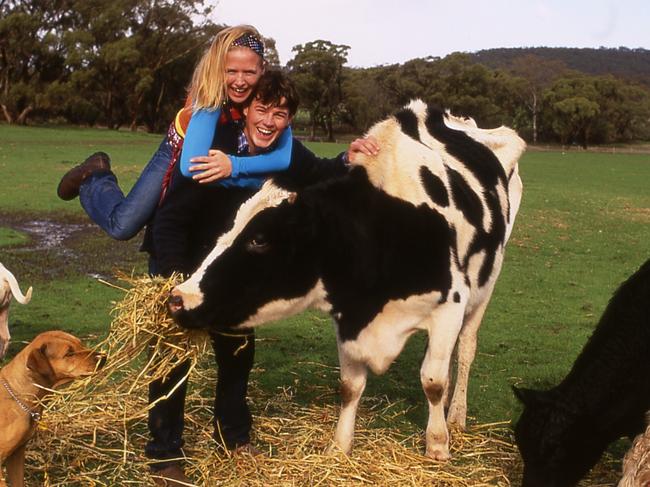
168;291;184;314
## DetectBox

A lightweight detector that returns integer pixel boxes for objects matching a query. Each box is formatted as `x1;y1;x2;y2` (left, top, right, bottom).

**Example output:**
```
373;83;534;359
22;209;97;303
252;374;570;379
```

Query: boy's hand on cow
189;150;233;183
347;136;380;163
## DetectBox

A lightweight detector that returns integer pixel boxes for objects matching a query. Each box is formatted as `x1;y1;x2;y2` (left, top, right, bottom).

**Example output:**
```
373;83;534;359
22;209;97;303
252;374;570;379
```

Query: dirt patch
602;199;650;223
13;220;90;257
0;211;147;282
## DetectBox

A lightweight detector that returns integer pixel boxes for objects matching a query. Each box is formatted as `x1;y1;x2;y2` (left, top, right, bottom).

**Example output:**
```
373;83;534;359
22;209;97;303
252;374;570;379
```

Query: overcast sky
207;0;649;68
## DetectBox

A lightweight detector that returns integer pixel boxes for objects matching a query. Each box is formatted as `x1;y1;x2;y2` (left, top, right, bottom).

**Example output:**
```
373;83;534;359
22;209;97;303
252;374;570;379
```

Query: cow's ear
27;343;56;383
512;386;545;406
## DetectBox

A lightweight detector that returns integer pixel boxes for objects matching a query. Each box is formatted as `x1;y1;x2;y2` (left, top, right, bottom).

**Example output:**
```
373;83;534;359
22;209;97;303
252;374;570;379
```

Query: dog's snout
168;291;184;314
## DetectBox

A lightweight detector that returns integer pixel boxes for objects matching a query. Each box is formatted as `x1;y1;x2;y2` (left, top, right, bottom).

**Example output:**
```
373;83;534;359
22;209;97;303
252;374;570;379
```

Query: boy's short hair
252;71;299;117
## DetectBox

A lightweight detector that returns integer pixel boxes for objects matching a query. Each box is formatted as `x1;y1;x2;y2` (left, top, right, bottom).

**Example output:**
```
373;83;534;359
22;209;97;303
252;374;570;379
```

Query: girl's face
225;47;264;105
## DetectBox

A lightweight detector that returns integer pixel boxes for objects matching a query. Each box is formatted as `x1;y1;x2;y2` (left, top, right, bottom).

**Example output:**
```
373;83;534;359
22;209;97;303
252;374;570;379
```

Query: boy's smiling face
243;97;292;153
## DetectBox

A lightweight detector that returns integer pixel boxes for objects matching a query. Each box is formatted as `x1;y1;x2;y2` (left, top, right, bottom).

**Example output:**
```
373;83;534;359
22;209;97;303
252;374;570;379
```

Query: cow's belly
338;291;442;375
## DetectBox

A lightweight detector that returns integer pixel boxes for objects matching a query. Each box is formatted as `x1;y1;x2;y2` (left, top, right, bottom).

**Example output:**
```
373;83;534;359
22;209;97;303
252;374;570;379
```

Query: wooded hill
470;47;650;87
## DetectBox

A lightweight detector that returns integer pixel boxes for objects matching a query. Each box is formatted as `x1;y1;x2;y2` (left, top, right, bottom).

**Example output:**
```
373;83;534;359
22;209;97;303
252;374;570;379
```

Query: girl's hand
188;150;233;184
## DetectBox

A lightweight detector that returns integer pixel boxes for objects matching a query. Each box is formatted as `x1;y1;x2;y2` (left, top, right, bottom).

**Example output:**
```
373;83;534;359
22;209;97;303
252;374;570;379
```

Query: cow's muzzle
168;291;184;314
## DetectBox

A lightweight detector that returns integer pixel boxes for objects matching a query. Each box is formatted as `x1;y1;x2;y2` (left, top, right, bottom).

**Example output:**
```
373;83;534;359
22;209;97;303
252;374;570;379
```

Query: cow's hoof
325;442;349;455
425;447;451;461
446;415;467;431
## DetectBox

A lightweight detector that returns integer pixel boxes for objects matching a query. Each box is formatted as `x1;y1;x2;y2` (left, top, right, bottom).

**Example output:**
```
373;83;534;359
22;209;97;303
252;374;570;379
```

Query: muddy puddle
1;215;146;280
13;220;92;257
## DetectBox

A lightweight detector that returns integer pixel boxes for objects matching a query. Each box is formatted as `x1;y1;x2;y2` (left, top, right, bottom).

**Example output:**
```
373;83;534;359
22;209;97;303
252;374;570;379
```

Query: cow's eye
247;235;269;252
65;348;75;357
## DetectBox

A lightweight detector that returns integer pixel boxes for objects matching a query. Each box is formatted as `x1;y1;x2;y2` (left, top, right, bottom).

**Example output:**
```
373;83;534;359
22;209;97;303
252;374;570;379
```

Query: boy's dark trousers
145;329;255;469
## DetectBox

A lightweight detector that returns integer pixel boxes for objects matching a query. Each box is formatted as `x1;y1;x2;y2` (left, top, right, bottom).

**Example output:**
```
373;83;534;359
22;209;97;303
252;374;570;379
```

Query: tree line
3;0;650;147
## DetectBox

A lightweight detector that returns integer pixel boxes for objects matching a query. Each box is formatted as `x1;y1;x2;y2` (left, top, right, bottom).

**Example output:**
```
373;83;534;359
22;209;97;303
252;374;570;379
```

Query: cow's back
351;99;525;300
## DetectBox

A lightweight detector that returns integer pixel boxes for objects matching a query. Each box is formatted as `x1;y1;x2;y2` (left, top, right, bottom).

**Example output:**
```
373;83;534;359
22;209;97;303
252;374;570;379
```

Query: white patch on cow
175;182;293;310
338;290;445;375
173;277;204;311
235;279;330;329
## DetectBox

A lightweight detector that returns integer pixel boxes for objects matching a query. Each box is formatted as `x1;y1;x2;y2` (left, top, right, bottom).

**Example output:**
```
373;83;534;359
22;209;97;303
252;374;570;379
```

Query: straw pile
23;274;620;486
619;421;650;487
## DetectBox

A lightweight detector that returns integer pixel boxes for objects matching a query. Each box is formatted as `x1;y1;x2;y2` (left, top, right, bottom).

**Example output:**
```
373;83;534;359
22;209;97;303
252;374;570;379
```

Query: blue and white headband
232;33;265;58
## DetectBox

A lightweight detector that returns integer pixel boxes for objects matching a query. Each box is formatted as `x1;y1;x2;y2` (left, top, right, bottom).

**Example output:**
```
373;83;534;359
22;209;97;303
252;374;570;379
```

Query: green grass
1;125;649;460
0;226;29;247
0;124;161;214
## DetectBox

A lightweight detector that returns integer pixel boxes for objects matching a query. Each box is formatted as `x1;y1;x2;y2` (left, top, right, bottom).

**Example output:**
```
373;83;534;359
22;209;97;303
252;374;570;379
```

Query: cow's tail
0;263;33;305
468;126;526;180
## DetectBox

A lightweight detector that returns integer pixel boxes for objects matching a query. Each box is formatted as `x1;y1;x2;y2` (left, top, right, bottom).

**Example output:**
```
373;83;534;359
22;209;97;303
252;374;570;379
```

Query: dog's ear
27;343;56;383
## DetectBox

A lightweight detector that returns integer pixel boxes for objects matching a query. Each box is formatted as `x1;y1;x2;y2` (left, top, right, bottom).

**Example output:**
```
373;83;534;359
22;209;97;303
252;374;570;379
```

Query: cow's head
513;386;605;487
168;182;323;330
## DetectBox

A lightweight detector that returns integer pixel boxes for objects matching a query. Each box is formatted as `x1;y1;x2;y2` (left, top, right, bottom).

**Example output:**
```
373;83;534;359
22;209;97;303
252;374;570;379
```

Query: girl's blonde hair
188;25;265;110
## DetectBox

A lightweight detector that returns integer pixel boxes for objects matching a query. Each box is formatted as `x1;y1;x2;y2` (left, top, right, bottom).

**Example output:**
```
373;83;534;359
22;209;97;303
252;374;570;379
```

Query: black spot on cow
420;166;449;207
424;108;507;189
394;108;421;143
471;189;506;286
453;292;460;303
309;167;455;341
446;166;483;231
439;132;506;287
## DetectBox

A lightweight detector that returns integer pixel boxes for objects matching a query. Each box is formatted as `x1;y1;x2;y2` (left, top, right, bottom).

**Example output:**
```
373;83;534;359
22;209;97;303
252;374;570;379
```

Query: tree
287;40;350;141
590;76;650;143
340;66;399;132
59;0;218;130
0;0;221;130
0;1;68;123
261;37;281;69
380;54;522;128
541;76;601;148
506;54;570;143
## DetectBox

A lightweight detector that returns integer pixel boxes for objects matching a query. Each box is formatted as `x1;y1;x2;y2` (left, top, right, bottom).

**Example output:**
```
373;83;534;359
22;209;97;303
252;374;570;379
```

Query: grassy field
1;124;649;483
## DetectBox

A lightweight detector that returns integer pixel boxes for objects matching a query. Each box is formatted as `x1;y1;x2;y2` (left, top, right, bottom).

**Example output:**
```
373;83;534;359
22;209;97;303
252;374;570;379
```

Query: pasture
1;124;649;485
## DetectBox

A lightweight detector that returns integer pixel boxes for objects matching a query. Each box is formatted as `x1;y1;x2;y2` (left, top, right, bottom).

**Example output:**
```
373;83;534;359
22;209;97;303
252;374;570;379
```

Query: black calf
513;258;650;487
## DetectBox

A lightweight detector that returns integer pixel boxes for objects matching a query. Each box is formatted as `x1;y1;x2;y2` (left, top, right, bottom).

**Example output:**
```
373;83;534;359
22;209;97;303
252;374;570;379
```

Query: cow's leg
443;344;457;411
447;295;492;430
420;303;465;460
330;340;368;455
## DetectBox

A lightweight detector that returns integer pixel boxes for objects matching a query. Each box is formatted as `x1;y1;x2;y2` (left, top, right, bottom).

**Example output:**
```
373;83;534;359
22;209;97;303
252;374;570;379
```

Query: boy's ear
243;106;249;118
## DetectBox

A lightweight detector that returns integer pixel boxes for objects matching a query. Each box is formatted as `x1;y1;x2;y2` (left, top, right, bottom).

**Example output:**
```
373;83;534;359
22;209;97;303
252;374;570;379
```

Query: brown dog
0;331;104;487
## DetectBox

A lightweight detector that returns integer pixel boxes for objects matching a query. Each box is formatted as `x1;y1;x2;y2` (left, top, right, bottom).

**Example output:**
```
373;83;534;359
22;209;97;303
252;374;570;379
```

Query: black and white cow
169;100;525;459
514;258;650;487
